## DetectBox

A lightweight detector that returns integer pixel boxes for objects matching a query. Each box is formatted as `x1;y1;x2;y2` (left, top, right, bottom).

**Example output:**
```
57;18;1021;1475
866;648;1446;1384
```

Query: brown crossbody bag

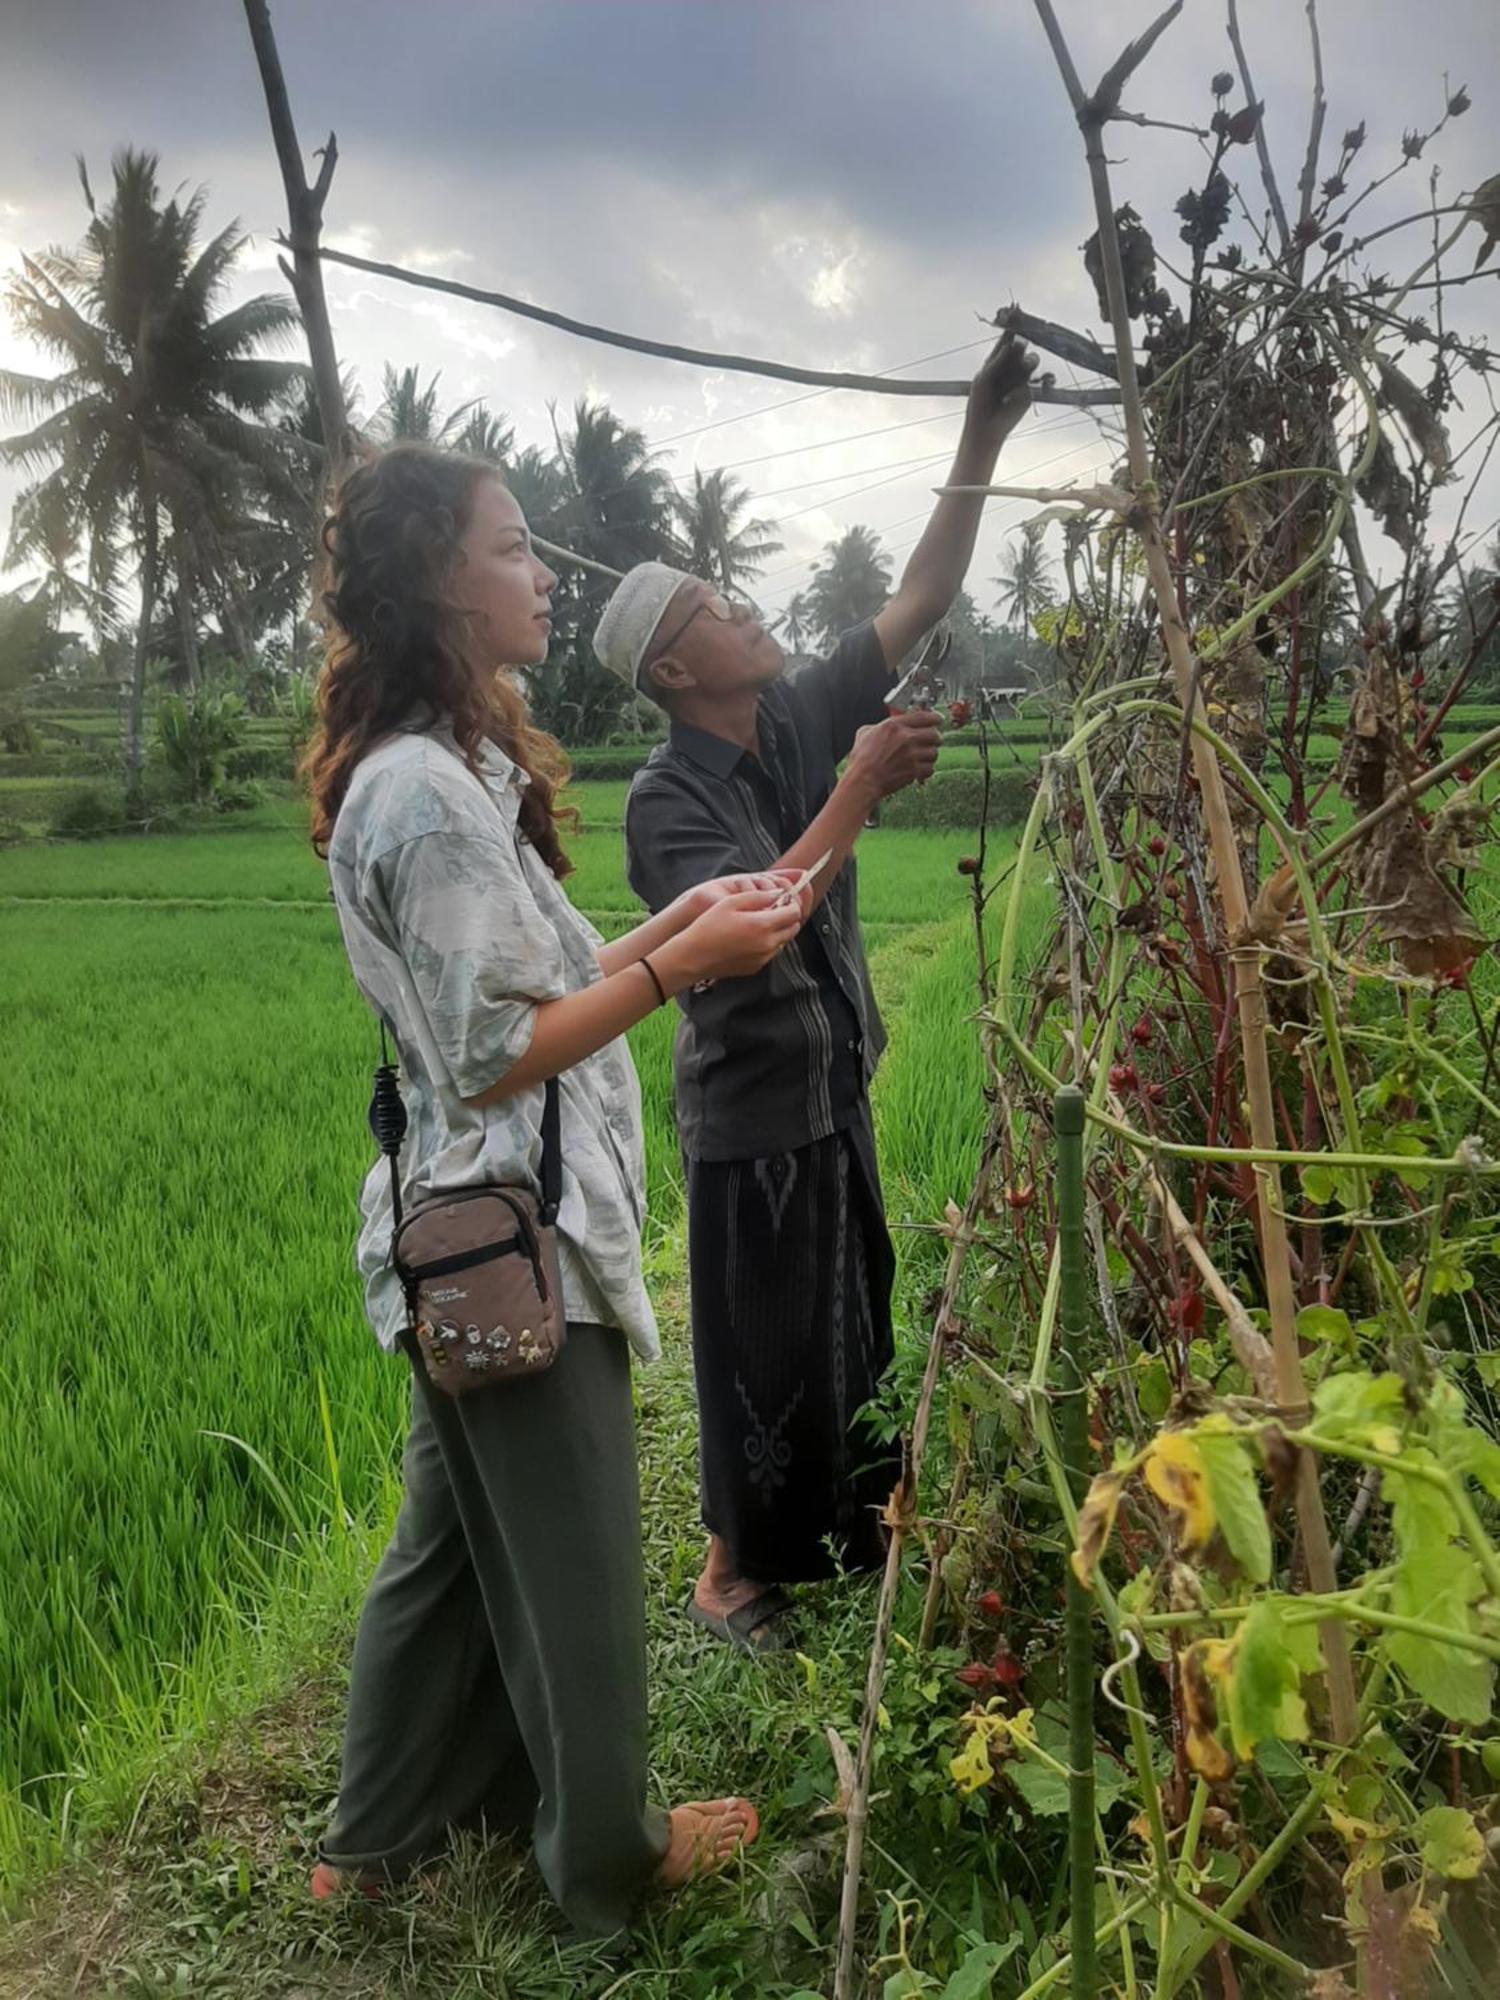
369;1026;567;1396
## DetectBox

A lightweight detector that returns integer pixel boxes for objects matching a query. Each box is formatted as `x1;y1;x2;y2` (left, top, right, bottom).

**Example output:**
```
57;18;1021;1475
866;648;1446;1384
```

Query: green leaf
1222;1601;1308;1760
1387;1544;1494;1724
1007;1714;1135;1816
884;1973;932;2000
1311;1370;1407;1443
1138;1356;1172;1421
1196;1428;1272;1583
1382;1454;1460;1557
1297;1304;1355;1351
1300;1163;1338;1206
939;1939;1021;2000
1417;1804;1486;1879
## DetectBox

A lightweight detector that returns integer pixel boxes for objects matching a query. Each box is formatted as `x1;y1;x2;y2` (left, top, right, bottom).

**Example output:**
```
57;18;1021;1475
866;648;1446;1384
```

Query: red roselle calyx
1131;1017;1154;1046
1108;1063;1138;1093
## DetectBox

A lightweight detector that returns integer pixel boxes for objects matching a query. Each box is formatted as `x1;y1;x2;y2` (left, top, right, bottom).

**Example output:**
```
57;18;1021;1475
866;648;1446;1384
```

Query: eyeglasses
645;588;756;667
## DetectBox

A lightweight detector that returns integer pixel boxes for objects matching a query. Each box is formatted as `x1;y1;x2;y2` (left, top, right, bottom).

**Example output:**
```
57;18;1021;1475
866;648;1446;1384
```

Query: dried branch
1225;0;1292;253
935;480;1132;511
242;0;354;485
1294;0;1328;250
309;245;1122;407
992;304;1120;381
1088;0;1186;120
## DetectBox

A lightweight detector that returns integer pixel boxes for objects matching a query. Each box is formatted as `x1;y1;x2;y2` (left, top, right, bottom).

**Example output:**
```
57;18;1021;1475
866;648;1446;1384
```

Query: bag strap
369;1018;562;1244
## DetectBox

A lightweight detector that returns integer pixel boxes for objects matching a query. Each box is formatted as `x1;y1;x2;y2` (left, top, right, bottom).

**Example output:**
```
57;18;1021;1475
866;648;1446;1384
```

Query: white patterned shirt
326;723;660;1361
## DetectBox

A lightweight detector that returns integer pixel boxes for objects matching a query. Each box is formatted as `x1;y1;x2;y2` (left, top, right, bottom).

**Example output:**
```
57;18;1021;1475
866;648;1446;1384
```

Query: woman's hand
655;887;806;991
670;871;799;930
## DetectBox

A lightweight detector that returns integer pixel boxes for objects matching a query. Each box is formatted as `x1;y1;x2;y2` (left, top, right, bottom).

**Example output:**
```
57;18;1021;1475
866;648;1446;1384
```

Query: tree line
4;150;1495;780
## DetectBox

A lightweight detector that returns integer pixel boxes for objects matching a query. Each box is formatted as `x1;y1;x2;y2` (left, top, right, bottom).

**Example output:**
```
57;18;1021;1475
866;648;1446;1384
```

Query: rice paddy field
0;771;1017;1898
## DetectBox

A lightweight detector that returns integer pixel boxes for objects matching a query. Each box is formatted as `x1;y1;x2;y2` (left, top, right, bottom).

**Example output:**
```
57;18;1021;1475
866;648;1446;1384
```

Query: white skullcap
592;561;696;688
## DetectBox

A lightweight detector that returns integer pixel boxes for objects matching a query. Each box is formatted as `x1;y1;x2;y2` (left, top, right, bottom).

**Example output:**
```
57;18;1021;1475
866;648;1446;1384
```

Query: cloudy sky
3;0;1496;626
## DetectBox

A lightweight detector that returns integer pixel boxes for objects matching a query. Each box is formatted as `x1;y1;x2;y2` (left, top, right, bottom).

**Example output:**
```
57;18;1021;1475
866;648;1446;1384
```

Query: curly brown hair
303;444;576;875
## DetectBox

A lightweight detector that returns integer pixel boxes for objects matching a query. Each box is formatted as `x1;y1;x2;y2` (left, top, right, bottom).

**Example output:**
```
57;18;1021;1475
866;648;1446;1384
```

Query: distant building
978;685;1030;717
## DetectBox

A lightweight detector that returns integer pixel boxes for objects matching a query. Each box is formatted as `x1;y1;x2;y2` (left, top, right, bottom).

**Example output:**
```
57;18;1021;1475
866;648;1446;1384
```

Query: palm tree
674;467;782;593
993;521;1056;634
1444;535;1500;693
552;397;679;573
513;400;681;744
0;150;309;793
374;364;478;448
775;591;814;656
451;405;514;465
805;525;892;648
4;479;105;636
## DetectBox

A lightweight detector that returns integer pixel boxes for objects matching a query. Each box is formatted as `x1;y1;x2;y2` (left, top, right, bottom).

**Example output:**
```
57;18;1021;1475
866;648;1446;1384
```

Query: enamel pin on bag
369;1031;567;1396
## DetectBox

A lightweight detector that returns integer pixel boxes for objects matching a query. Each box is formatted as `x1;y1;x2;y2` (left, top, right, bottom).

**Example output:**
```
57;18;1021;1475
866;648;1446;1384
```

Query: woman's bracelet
640;954;669;1009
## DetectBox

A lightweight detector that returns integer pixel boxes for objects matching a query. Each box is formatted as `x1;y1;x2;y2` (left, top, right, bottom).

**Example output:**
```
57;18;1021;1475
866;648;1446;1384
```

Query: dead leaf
1180;1643;1235;1781
1357;429;1418;550
1310;1972;1356;2000
813;1726;857;1820
1466;170;1500;270
1071;1468;1126;1589
1374;354;1451;479
1360;810;1482;977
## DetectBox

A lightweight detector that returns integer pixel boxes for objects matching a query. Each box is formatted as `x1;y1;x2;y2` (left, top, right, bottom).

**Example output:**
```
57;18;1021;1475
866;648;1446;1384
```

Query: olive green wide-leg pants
321;1324;670;1937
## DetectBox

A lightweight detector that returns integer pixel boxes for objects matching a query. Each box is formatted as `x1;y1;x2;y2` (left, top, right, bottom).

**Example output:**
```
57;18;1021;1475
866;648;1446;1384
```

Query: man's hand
964;332;1039;447
846;709;943;804
671;871;797;930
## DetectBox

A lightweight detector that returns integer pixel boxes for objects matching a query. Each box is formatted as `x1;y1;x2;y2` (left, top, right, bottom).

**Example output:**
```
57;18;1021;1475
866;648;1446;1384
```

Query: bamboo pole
1054;1085;1097;2000
1029;0;1357;1744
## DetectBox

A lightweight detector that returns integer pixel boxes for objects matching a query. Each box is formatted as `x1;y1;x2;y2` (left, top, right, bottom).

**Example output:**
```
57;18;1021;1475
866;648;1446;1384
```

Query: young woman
304;444;806;1935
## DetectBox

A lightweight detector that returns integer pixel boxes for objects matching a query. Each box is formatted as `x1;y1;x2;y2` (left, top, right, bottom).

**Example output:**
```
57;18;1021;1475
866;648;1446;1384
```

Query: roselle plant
837;6;1500;1996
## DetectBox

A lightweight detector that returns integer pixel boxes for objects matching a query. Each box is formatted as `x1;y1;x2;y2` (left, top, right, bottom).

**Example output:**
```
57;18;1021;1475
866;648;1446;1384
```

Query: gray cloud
3;0;1496;612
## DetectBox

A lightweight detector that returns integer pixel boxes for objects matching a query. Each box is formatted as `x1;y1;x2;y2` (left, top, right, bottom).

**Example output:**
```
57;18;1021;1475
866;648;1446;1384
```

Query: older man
596;334;1036;1653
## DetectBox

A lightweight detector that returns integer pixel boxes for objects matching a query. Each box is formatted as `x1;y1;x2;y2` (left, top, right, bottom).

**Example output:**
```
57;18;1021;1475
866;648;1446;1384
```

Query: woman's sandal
309;1862;388;1902
686;1585;797;1656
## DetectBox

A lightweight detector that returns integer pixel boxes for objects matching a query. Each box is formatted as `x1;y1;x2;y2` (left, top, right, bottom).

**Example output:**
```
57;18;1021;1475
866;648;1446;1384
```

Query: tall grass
0;787;996;1884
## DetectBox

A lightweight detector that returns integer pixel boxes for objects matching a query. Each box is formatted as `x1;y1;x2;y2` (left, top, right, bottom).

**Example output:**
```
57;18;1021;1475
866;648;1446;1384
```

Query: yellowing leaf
950;1728;995;1795
1145;1431;1215;1548
1071;1468;1126;1589
1181;1641;1234;1780
1417;1804;1486;1879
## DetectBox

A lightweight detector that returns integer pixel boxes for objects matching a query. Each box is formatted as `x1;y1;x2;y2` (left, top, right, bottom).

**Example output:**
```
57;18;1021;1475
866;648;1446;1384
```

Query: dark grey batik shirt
624;623;894;1164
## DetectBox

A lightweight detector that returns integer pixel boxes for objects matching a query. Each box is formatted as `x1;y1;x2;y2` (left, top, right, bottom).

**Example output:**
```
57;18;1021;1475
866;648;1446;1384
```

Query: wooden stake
242;0;355;491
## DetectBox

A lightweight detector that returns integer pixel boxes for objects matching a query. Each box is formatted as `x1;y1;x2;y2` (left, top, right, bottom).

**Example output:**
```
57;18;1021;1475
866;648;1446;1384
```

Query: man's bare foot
657;1797;760;1888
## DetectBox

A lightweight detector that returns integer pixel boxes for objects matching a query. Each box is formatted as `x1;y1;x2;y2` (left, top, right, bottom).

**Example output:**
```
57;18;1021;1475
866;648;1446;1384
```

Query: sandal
686;1585;797;1655
310;1861;386;1902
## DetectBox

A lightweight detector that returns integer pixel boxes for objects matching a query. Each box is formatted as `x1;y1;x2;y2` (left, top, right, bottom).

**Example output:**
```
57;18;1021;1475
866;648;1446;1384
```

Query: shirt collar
418;718;529;827
668;715;755;779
